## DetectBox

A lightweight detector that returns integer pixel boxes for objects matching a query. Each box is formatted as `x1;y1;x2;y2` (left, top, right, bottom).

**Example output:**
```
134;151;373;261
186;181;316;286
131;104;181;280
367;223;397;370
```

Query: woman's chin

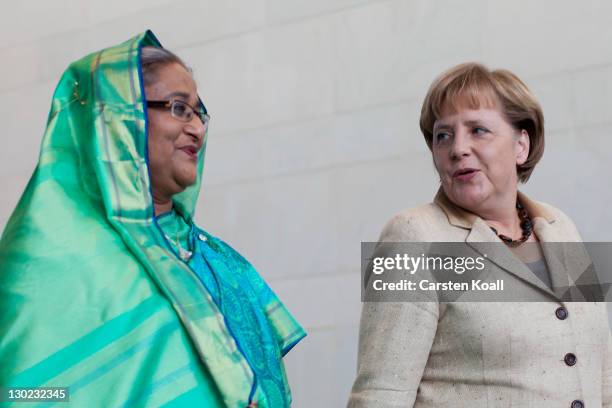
177;175;197;190
447;185;487;211
174;165;198;189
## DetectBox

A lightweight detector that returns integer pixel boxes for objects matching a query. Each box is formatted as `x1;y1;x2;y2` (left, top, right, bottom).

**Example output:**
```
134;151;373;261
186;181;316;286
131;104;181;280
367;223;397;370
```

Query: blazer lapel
465;218;560;299
434;188;568;301
534;218;597;301
532;218;571;297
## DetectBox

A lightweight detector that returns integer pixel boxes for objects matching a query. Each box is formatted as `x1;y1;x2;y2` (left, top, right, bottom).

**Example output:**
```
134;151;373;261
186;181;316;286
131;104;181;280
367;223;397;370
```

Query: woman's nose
184;117;207;142
450;130;471;159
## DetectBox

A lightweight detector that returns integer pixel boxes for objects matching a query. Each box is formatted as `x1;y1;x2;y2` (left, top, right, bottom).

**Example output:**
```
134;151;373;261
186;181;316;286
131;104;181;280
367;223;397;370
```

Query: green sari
0;31;305;407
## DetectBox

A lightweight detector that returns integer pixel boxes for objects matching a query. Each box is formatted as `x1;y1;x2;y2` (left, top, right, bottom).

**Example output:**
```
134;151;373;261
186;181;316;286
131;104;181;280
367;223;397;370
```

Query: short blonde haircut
419;63;544;183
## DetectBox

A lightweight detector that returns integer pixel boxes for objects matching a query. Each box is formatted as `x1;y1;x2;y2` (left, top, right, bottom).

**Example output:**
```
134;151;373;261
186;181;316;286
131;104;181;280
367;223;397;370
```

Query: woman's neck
478;195;523;240
484;212;522;240
153;194;173;217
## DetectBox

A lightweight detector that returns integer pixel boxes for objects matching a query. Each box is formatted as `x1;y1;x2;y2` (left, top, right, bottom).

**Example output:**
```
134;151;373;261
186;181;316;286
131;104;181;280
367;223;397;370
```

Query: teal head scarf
0;31;305;407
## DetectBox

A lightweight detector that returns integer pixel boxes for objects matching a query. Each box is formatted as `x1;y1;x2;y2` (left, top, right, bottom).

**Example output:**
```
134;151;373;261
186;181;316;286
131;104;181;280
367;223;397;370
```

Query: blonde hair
419;63;544;183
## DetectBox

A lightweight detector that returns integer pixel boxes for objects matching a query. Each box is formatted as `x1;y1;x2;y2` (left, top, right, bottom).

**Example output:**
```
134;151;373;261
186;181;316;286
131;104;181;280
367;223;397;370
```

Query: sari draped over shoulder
0;30;305;408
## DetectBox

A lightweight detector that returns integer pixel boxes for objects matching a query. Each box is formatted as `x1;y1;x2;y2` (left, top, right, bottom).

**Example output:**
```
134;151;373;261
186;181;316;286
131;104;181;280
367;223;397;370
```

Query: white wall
1;1;611;406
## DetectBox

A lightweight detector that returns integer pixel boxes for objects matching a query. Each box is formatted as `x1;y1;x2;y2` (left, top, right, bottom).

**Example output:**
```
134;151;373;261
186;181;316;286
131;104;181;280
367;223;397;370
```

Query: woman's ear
516;129;530;166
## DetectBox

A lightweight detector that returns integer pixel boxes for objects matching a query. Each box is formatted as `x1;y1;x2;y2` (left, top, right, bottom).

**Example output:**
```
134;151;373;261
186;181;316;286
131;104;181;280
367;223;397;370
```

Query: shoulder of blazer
525;199;583;241
378;203;449;242
379;193;583;243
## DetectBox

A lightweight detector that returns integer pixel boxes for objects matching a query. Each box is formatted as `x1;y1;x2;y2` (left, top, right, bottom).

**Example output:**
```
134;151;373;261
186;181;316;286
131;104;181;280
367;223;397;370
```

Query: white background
1;1;611;406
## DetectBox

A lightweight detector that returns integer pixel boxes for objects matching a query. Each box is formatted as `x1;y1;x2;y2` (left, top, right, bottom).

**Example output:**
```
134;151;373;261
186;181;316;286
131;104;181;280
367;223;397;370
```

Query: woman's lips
453;168;479;182
179;146;198;160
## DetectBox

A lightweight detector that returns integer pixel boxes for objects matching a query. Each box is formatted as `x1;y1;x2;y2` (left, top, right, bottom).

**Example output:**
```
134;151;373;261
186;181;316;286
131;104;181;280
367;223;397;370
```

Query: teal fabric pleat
158;209;306;406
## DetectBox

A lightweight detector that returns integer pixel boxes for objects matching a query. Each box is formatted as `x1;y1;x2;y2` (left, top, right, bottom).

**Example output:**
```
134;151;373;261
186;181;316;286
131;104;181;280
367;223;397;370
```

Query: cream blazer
348;190;612;407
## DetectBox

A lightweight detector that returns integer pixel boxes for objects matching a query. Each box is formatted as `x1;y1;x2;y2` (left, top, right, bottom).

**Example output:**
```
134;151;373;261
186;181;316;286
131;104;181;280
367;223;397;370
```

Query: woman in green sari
0;31;305;407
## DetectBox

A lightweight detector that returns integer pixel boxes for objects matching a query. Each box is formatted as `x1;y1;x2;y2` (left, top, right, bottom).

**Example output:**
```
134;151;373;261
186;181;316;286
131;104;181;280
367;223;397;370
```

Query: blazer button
571;400;584;408
555;306;568;320
564;353;577;366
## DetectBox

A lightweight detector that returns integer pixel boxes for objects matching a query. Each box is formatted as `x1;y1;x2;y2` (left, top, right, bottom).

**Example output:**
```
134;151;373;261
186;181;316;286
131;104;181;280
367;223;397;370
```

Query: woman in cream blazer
348;63;611;408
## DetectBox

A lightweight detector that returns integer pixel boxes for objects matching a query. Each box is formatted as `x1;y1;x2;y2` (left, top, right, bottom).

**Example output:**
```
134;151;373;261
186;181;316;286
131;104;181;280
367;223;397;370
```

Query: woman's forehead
437;91;500;119
434;93;505;129
146;63;198;102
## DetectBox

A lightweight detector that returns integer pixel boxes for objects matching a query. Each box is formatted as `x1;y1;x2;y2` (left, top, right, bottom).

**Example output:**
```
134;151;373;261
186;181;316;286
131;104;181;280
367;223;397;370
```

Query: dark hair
140;46;191;87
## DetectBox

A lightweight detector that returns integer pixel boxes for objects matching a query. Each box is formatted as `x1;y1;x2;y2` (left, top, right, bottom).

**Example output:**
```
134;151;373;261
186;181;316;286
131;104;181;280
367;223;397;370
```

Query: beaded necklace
489;201;533;247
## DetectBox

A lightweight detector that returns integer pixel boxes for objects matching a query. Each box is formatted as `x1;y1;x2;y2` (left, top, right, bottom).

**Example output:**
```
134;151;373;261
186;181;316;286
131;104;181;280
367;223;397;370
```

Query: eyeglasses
146;99;210;128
